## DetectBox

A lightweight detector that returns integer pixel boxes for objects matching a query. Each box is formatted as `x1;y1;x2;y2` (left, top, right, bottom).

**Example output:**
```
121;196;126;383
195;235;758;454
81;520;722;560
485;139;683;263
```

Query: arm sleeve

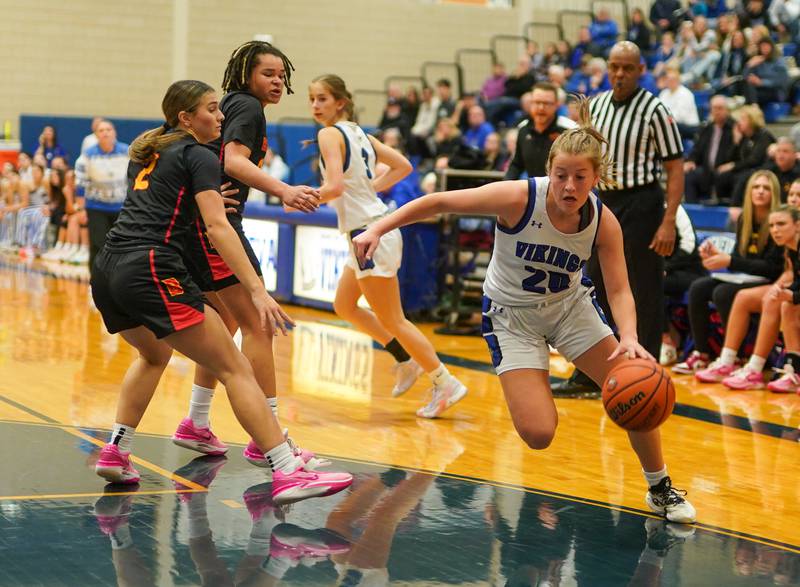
222;95;263;149
650;103;684;161
185;146;222;196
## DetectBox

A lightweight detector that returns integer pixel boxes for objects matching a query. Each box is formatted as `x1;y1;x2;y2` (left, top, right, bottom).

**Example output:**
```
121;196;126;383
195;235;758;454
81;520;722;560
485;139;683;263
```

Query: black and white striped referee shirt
590;87;683;191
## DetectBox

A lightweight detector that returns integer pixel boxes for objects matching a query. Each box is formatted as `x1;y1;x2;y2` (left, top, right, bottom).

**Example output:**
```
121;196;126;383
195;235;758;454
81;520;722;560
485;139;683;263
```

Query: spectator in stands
74;119;129;269
410;86;440;157
766;137;800;201
716;105;775;206
426;118;461;169
684;95;737;203
790;178;800;207
627;7;653;53
696;204;800;389
570;26;603;70
379;97;411;143
650;0;686;35
481;132;508;172
503;127;518;162
743;37;790;110
0;163;30;218
247;147;290;202
769;0;800;44
435;79;456;120
540;43;563;73
504;82;574;180
661;204;707;365
27;163;48;207
481;62;507;102
376;131;423;210
590;8;619;56
711;29;748;95
404;86;420;123
737;0;772;29
690;0;728;24
16;152;33;185
41;167;85;261
674;170;784;374
676;17;721;87
80;117;104;156
452;92;479;133
526;40;545;74
485;56;535;127
586;58;612;97
651;31;677;79
462;105;494;150
659;67;700;140
546;65;567;96
34;125;66;168
555;41;573;75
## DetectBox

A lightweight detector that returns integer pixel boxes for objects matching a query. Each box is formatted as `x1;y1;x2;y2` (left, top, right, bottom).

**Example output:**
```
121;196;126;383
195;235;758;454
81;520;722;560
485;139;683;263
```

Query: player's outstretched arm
197;189;294;335
595;208;653;361
352;180;528;264
224;141;319;213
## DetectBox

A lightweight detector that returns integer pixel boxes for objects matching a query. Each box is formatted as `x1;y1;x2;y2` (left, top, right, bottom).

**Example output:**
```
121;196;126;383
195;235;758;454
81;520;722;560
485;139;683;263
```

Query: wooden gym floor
0;260;798;586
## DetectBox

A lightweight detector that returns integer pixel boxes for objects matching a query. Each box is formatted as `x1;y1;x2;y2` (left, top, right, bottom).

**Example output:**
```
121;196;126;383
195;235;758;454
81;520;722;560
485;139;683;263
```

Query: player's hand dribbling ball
602;359;675;431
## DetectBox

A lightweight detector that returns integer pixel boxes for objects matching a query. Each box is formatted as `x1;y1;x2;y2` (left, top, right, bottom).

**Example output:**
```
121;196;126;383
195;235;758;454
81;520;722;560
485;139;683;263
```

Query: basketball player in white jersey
353;97;696;523
305;74;467;418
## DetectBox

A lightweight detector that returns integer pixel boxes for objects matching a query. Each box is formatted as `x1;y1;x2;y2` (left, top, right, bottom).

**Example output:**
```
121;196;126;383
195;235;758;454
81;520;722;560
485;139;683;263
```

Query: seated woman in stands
695;206;800;391
673;170;784;374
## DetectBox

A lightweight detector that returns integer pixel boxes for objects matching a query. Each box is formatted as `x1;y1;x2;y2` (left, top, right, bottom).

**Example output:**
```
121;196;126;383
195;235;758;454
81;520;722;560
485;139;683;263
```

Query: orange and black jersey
206;90;267;225
105;134;220;255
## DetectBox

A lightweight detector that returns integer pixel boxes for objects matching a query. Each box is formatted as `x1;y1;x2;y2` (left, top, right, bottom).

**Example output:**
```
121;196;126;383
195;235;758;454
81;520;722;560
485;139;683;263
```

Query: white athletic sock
246;513;282;556
746;355;766;373
262;555;293;579
719;347;737;366
264;442;302;474
109;524;133;550
188;384;215;428
267;397;278;418
643;465;668;488
186;493;211;539
428;363;450;386
110;423;135;454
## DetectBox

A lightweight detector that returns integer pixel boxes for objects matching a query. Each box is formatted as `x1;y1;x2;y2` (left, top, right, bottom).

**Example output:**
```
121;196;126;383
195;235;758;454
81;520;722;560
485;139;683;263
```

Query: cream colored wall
0;0;666;135
0;0;173;135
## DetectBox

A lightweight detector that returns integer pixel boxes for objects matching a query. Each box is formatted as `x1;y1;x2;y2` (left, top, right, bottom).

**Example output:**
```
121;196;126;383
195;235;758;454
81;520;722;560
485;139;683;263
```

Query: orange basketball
602;359;675;431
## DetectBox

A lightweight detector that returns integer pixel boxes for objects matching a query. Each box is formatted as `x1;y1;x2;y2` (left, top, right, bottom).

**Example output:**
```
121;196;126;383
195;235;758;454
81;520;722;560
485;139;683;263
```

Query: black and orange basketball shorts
91;246;207;339
184;218;262;292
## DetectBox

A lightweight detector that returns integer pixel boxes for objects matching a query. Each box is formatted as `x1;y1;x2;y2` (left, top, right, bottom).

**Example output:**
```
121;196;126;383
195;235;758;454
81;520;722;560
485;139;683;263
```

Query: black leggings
687;276;759;354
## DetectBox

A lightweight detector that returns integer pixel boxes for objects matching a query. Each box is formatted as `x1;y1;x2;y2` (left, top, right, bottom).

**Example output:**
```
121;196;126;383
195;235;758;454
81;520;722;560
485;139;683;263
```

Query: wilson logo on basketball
161;277;184;296
608;390;646;421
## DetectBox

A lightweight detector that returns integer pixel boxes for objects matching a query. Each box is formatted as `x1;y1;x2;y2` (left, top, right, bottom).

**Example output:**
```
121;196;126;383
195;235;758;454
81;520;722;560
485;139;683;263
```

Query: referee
554;41;683;395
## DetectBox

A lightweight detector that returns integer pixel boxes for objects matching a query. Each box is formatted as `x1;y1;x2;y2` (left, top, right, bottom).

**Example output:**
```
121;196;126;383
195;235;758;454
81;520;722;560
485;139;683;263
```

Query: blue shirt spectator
462;105;495;151
589;9;619;54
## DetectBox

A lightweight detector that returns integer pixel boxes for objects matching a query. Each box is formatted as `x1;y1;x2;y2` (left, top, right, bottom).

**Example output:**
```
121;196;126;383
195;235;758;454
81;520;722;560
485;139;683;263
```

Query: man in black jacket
504;82;575;179
684;96;736;203
766;137;800;202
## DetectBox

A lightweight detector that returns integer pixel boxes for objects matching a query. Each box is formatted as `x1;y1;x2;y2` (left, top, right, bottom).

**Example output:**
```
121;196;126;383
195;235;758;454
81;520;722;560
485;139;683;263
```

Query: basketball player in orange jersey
176;41;327;469
306;74;467;418
91;79;352;504
354;96;696;523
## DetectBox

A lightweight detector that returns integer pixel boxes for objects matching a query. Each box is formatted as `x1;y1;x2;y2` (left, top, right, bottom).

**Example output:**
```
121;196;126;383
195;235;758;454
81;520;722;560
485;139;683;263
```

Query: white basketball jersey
483;177;602;306
320;121;388;233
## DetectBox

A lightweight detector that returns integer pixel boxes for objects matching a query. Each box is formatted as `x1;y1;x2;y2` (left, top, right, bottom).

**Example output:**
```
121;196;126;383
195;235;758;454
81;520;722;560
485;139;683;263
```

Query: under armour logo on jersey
161;277;184;296
531;220;543;228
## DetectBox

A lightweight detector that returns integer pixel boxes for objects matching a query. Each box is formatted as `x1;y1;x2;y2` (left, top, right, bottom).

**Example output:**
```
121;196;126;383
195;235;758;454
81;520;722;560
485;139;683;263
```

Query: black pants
684;166;715;202
87;209;119;276
587;183;665;357
687;276;759;354
664;269;705;332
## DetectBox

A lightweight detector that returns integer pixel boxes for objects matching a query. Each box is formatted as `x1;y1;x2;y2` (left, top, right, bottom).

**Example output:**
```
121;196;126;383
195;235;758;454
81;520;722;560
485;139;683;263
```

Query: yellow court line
0;409;207;492
221;499;244;509
330;454;800;556
0;489;203;502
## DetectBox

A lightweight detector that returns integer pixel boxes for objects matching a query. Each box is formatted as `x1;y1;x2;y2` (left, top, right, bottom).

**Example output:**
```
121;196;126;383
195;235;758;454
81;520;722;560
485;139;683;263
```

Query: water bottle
2;120;10;141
